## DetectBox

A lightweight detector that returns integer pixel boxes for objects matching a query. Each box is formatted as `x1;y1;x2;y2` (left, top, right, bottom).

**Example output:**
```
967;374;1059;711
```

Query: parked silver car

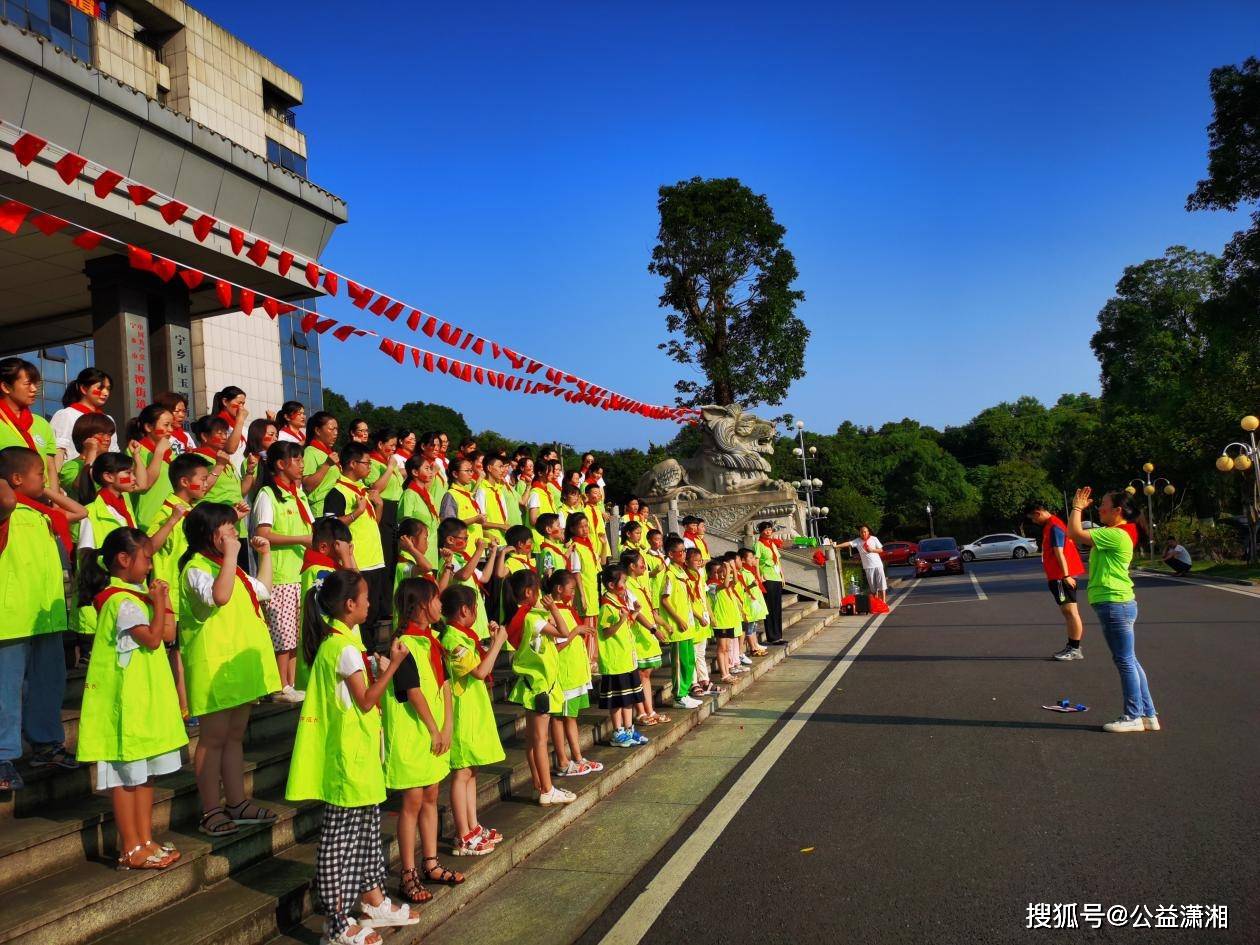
960;533;1039;561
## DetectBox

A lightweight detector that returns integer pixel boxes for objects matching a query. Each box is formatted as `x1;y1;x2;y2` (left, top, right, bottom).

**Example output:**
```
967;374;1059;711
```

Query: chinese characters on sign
123;312;151;417
66;0;99;16
166;324;193;402
1026;903;1228;930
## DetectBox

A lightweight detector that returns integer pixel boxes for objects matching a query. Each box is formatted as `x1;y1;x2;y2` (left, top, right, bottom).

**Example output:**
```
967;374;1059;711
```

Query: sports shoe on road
629;729;649;746
1102;716;1145;733
610;728;635;748
539;786;576;806
1142;716;1161;731
1052;646;1084;661
673;696;703;709
276;685;306;703
740;655;752;666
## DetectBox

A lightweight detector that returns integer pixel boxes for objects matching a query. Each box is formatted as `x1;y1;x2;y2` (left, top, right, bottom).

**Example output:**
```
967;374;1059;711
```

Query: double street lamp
790;420;829;539
1214;414;1259;565
1126;462;1175;562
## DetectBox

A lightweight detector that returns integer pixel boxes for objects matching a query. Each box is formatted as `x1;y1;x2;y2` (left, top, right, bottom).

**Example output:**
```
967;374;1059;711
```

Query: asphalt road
579;559;1260;945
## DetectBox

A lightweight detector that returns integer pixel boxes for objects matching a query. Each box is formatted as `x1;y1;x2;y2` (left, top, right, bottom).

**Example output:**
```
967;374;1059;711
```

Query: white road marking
899;597;983;606
1136;570;1259;599
969;572;987;600
597;579;920;945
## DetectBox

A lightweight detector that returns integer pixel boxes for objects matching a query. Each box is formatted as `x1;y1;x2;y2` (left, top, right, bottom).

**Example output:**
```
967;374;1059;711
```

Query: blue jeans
0;633;68;761
1092;601;1156;719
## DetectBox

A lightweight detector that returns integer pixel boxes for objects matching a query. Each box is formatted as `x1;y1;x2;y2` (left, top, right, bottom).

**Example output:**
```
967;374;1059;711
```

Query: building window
279;312;322;411
7;340;95;420
266;138;308;178
6;0;94;61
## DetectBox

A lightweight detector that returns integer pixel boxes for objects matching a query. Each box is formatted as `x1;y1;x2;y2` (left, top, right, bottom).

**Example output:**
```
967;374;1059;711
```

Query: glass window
49;0;69;33
70;8;89;42
9;339;93;420
265;138;308;179
279;313;323;411
6;3;29;28
28;0;49;19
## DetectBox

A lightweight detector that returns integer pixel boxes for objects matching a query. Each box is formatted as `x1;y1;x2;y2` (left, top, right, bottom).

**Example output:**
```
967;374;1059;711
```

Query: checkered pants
315;803;387;936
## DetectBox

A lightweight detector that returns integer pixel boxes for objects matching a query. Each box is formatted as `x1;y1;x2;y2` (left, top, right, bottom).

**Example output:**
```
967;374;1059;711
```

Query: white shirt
848;535;884;570
251;488;277;530
114;597;147;668
50;406;119;459
77;502;131;550
276;429;305;445
1167;544;1192;565
334;643;364;709
183;567;271;621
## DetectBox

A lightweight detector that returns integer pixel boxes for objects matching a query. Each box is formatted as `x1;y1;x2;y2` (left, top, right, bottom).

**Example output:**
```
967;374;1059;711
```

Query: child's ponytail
304;569;365;667
78;527;148;606
504;569;540;614
598;563;625;598
394;576;440;634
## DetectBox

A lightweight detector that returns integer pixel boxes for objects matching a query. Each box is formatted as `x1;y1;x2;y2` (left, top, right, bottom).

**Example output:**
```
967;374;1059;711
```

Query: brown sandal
400;867;433;904
117;843;174;871
422;855;465;885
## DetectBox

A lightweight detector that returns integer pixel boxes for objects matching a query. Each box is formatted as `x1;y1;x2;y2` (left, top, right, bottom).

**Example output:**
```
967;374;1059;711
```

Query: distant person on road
1025;501;1087;661
844;525;886;601
1067;487;1159;734
1162;539;1192;575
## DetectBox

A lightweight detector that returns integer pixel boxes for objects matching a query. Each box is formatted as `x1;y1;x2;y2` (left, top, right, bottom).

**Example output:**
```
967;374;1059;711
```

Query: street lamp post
1126;462;1176;563
790;420;826;539
926;502;934;538
1214;414;1260;566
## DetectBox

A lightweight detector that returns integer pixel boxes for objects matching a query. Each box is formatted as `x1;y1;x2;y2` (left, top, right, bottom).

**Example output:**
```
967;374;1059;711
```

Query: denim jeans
0;633;68;761
1092;600;1156;719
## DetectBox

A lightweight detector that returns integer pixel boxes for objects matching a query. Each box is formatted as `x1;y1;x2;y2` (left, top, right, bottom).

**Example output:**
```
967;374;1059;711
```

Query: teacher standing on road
843;525;886;602
755;522;786;646
1067;487;1160;735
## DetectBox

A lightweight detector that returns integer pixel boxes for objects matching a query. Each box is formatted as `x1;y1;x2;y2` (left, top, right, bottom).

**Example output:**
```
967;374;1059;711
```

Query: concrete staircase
0;595;843;945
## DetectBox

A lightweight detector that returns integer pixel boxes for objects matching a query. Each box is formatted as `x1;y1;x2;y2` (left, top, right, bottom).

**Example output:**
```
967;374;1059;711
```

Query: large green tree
649;177;808;407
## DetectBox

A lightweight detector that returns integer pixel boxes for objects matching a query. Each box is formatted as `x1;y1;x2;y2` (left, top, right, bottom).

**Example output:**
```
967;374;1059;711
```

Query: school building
0;0;343;422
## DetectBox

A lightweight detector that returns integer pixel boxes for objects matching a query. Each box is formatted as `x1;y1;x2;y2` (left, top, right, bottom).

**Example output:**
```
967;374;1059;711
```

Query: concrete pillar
667;498;680;536
608;504;621;560
85;256;191;430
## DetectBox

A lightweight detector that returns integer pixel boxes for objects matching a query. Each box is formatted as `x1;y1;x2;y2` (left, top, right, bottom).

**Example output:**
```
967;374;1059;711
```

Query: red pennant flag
407;309;422;331
449;327;465;347
323;270;338;295
277;251;294;276
423;352;435;372
127;245;153;271
301;311;318;333
29;213;68;236
379;338;395;358
491;342;501;359
215;280;233;308
93;169;124;199
178;268;204;290
12;133;47;166
421;316;437;337
459;363;473;383
306;262;320;287
411;348;422;368
527;360;543;374
54;152;87;184
0;200;32;234
384;301;404;322
472;338;486;356
332;324;357;342
381;339;405;364
352;288;373;310
474;367;484;384
261;297;280;319
239;289;256;315
72;230;103;250
192;213;216;241
159;200;188;225
437;322;453;344
545;368;560;384
459;332;475;350
437;357;449;374
313;317;337;334
229;227;245;255
346;280;364;300
127;184;156;205
152;257;177;282
277;302;297;315
369;294;390;316
247;238;270;267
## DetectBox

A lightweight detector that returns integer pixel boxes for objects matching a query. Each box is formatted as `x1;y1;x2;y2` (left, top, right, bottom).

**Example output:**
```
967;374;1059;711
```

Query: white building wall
191;312;286;419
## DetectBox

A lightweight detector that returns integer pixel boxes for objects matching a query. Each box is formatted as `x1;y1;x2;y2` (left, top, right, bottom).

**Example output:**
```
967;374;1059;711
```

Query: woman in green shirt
1068;487;1158;734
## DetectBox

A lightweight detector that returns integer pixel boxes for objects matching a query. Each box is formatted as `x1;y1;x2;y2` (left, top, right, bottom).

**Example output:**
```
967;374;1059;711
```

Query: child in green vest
439;456;486;547
436;517;492;642
326;442;389;647
564;511;600;626
503;569;576;806
737;546;770;658
620;549;670;728
387;577;462;904
685;547;718;696
598;564;649;748
179;502;282;837
75;452;141;640
286;570;420;942
583;482;610;562
300;411;341;516
398;454;440;538
395;517;441;603
440;585;509;856
706;560;740;684
125;403;175;530
543;569;602;778
191;415;254;535
77;527;186;870
295;517;357;693
534;513;567;577
660;536;701;710
0;445;86;789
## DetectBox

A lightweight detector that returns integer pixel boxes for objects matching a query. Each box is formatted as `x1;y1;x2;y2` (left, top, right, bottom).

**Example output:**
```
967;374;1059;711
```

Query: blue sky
212;1;1259;449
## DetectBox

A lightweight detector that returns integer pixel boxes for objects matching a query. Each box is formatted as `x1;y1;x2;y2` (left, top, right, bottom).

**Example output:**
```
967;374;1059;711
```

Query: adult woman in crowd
275;402;307;446
211;386;249;457
51;368;118;461
154;392;193;455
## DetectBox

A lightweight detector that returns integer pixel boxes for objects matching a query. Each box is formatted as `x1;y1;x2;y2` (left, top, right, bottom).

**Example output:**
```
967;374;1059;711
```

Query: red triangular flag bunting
323;270;338;295
72;230;103;250
239;289;255;315
411;348;422;368
159;201;188;225
346;280;364;300
437;322;453;344
93;169;124;199
301;312;318;333
127;184;156;205
383;301;404;321
247;238;270;267
192;213;216;241
151;257;177;282
215;280;233;307
54;152;87;184
437;357;449;374
332;324;357;342
313;317;337;334
29;213;68;236
369;294;390;316
12;133;47;166
127;245;153;271
229;227;245;255
277;251;294;276
352;288;373;310
261;297;280;319
305;261;320;287
0;200;31;234
277;302;297;315
472;338;485;356
421;316;437;336
423;352;434;372
178;268;204;290
450;327;465;347
474;367;484;384
491;342;501;359
407;309;422;331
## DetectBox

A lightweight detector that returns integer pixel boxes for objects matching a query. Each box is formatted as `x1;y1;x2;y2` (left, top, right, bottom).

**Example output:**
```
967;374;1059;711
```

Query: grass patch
1143;559;1260;584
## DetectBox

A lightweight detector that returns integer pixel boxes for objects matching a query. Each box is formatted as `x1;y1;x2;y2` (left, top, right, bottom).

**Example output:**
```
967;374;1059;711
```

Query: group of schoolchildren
0;357;788;945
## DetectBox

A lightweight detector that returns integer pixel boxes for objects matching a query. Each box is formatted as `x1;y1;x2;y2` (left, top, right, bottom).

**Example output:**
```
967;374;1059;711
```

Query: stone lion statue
636;404;778;499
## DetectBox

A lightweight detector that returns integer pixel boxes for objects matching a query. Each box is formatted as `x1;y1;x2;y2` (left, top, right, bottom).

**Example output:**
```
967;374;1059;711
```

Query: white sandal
320;925;380;945
359;895;420;928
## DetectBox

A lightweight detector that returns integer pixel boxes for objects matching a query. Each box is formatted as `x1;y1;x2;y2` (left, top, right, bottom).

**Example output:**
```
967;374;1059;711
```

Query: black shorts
714;627;737;639
1047;579;1078;606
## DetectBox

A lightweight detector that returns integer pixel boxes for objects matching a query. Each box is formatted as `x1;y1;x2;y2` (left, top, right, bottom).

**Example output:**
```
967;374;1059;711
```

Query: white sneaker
539;786;576;806
359;895;419;927
1142;716;1160;731
277;685;305;703
1102;716;1145;733
740;655;752;666
674;696;703;709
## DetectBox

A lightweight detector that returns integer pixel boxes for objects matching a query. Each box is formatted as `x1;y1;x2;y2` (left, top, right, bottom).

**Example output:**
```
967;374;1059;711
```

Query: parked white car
960;533;1039;561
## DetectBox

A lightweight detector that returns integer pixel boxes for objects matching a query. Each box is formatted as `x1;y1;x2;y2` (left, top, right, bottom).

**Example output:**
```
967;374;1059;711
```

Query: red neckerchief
571;535;596;558
406;479;439;518
487;481;509;521
506;603;531;650
402;621;448;688
328;622;377;692
138;436;174;463
509;552;537;572
68;401;101;415
685;571;703;601
215;409;238;429
285;425;306;445
395;448;413;462
448;622;491;687
601;591;631;615
92;584;162;615
540;539;566;560
14;493;72;554
203;552;263;617
308;438;333;457
0;398;37;450
170;428;193;450
758;536;780;566
272;478;313;525
585;475;600;486
190;445;219;460
369;450;391;466
301;548;337;571
627;510;647;521
337;478;377;520
97;487;136;528
742;563;766;594
585;502;602;522
437;449;448;461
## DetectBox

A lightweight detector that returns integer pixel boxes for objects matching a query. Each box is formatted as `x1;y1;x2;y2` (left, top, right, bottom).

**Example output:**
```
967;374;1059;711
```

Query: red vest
1041;515;1084;580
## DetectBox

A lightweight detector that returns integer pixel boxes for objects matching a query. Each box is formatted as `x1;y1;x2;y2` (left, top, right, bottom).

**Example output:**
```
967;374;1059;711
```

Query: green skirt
449;679;506;769
560;692;590;718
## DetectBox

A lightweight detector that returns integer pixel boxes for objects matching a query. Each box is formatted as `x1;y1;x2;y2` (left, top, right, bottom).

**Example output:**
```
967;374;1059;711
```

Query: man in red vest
1026;501;1086;661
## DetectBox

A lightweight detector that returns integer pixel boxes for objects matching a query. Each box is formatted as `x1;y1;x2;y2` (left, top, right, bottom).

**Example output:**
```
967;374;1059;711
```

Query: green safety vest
553;603;592;694
739;568;769;621
756;539;784;582
332;479;384;570
261;484;312;585
295;554;337;691
302;444;340;516
439;621;506;769
481;481;512;537
286;618;385;807
147;496;191;622
133;442;173;530
627;574;662;661
571;540;600;618
528;484;555;541
449;549;489;640
198;450;246;536
368;454;403;502
708;582;741;630
77;580;188;763
445;484;484;546
398;481;439;536
0;503;68;641
383;628;451;789
179;552;281;716
508;606;563;713
659;563;695;643
597;595;637;676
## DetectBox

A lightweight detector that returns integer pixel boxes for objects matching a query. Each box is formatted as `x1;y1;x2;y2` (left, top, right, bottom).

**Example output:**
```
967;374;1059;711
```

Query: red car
879;541;919;566
914;537;965;576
